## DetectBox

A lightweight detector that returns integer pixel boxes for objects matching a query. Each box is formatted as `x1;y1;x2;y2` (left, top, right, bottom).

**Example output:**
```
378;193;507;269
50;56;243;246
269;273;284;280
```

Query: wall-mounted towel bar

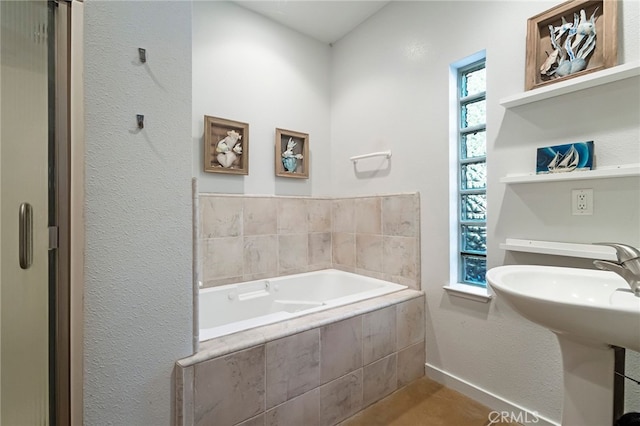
350;150;392;162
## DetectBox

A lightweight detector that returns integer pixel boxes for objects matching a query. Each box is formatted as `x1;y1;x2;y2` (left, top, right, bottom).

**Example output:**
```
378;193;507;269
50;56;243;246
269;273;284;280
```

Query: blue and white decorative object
541;8;598;79
281;137;303;173
282;156;297;172
536;141;594;174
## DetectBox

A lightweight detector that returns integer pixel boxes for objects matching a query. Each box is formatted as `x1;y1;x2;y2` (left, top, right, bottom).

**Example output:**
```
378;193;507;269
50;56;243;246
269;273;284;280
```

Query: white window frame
444;51;491;303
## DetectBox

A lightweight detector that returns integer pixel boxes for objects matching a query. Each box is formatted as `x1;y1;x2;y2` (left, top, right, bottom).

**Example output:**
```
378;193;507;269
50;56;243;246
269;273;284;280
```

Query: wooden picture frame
525;0;617;91
275;128;309;179
203;115;249;175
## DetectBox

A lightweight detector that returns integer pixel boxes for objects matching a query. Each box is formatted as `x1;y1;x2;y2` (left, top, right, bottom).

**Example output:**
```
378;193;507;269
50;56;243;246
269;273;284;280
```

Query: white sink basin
487;265;640;352
487;264;640;426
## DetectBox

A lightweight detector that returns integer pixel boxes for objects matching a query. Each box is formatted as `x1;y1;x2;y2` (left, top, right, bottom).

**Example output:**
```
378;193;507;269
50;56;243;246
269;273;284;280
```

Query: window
455;57;487;287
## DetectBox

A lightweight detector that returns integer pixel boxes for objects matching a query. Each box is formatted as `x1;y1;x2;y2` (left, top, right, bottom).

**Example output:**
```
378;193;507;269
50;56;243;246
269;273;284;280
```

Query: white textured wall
81;1;639;423
331;0;640;422
192;1;332;197
83;2;193;425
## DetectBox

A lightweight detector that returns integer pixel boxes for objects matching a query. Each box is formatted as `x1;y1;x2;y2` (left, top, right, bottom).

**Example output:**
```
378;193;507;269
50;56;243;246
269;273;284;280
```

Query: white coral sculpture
216;130;242;168
281;138;303;159
541;8;598;78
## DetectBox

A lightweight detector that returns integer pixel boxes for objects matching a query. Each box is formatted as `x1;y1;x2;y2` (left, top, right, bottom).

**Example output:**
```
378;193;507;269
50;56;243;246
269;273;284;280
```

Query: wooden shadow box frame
204;115;249;175
525;0;617;91
275;128;309;179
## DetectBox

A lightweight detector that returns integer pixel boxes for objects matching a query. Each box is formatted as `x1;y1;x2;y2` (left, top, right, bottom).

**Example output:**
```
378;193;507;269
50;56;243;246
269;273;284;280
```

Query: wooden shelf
500;164;640;184
499;61;640;108
500;238;617;261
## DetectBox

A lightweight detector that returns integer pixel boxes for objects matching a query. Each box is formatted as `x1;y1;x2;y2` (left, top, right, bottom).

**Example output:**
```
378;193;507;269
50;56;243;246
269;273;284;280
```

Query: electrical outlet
572;189;593;215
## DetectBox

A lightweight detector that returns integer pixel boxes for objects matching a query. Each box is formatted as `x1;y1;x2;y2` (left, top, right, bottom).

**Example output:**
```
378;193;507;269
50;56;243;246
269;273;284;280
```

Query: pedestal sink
487;265;640;426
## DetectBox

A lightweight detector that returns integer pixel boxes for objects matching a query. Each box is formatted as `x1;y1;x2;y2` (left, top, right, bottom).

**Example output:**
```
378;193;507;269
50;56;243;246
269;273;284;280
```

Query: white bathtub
199;269;407;341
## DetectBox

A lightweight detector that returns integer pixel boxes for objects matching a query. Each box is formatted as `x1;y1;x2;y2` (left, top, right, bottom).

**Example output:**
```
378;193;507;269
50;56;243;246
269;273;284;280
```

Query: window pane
462;255;487;286
461;99;486;128
461;162;486;190
456;57;486;287
461;225;486;253
462;68;486;97
461;194;486;221
461;131;486;159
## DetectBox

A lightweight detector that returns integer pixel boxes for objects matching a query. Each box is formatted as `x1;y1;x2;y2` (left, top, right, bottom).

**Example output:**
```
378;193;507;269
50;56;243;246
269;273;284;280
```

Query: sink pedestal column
556;334;614;426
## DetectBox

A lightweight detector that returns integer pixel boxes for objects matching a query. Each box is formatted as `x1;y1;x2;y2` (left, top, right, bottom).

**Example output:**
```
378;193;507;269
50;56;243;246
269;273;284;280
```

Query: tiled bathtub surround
191;194;423;424
200;196;332;288
176;291;425;426
199;193;420;289
333;194;420;288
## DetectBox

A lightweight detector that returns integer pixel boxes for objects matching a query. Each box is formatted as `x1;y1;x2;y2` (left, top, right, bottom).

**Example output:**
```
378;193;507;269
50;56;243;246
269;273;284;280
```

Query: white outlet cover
572;188;593;215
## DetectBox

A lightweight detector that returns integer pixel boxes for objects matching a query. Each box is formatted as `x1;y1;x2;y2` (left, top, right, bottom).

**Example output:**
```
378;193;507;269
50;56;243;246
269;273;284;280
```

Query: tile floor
341;377;521;426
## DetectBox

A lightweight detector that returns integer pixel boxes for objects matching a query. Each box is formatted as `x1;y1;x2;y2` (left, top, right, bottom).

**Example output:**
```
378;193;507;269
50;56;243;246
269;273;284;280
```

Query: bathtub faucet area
593;242;640;297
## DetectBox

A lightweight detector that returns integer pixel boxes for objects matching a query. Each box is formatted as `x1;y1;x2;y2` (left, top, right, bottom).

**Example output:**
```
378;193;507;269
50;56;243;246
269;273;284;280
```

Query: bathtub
199;269;407;341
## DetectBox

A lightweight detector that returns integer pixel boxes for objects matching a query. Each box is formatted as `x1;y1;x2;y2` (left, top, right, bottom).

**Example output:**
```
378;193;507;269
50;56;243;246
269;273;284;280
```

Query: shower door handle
19;202;33;269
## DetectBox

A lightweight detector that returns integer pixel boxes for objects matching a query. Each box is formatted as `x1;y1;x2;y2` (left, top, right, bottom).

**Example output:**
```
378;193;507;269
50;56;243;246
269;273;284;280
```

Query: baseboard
425;363;559;426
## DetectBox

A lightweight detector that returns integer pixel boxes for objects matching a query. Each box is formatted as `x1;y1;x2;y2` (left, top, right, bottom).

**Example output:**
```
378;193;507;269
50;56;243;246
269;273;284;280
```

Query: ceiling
234;1;391;44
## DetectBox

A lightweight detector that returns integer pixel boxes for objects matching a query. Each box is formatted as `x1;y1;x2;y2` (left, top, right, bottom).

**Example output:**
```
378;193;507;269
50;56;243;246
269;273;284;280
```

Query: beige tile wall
199;193;420;290
177;294;425;426
333;193;421;289
200;196;332;288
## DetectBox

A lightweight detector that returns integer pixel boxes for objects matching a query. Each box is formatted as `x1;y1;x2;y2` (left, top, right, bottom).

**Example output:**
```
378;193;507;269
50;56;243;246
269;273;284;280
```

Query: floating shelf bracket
500;164;640;184
350;150;392;163
500;238;617;261
499;61;640;108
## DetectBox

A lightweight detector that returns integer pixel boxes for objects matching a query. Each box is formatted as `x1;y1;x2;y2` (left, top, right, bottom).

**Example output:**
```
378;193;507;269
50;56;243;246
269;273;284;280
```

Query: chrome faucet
593;243;640;297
